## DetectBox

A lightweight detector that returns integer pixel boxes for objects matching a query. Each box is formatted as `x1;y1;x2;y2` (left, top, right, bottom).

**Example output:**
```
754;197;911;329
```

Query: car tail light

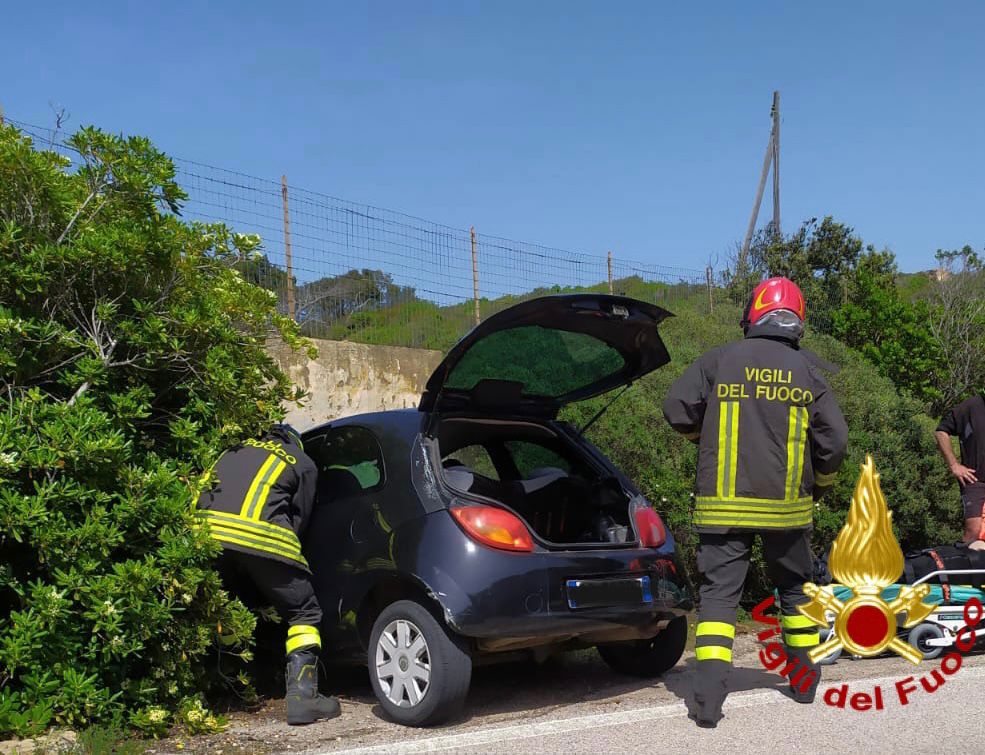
451;505;534;553
633;503;667;548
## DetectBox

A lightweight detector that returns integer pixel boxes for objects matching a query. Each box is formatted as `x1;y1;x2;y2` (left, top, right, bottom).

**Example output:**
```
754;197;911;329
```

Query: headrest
444;466;475;492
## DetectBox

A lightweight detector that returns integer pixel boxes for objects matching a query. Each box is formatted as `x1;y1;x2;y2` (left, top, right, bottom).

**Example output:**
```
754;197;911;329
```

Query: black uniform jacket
194;431;317;571
663;324;848;533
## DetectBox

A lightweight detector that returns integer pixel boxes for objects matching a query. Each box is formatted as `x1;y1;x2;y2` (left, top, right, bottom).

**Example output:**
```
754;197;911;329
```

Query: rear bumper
410;511;694;641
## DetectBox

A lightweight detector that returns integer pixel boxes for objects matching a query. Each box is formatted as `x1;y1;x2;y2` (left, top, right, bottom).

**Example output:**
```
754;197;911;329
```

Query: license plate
566;576;652;609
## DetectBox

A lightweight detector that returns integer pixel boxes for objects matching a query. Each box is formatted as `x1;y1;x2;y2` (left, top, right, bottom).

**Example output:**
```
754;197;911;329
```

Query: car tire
368;599;472;726
597;616;688;678
908;622;945;660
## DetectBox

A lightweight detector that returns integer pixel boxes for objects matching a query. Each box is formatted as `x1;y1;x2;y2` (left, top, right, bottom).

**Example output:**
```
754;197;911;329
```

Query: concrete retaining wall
268;338;443;429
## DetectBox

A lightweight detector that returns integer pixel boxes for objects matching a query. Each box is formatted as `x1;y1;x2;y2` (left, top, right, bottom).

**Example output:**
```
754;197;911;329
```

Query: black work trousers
691;529;820;722
217;549;322;628
696;528;814;630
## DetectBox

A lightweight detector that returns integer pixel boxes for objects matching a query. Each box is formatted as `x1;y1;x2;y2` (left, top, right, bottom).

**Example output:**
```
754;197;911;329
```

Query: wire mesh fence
8;116;721;350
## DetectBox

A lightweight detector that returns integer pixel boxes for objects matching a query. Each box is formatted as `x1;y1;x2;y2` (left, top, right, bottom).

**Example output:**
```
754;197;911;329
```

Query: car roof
303;408;424;439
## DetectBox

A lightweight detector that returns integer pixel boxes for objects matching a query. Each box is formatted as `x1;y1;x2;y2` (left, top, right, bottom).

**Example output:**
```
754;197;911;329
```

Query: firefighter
195;423;340;725
663;277;848;728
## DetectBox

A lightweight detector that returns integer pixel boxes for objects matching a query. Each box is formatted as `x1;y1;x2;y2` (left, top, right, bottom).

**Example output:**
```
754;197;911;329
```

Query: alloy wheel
375;618;432;707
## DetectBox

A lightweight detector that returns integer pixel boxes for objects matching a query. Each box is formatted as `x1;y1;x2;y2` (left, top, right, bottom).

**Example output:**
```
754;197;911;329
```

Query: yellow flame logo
798;456;938;664
829;458;904;589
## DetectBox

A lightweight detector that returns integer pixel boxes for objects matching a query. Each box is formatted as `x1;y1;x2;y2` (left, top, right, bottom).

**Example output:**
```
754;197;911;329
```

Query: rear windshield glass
444;326;625;398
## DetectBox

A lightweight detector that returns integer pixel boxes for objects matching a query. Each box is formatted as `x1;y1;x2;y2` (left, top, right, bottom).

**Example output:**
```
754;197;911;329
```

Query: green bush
0;123;311;737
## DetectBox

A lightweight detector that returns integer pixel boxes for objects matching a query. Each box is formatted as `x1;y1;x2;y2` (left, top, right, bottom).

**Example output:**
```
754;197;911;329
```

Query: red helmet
743;276;806;326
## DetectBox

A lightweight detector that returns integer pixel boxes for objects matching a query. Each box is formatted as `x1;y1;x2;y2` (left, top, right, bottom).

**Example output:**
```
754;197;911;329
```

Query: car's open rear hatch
419;294;672;419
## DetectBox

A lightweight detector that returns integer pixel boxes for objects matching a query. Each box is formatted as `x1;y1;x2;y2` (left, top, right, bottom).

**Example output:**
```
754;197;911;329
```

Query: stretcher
817;568;985;663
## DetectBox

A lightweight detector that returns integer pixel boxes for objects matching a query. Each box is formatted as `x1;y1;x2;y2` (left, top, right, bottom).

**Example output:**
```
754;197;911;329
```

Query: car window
443;325;625;398
507;441;572;478
443;444;499;480
308;426;385;494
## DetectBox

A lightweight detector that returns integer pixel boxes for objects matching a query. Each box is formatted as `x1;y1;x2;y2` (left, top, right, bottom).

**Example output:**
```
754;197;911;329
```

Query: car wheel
368;599;472;726
908;622;945;660
597;616;688;677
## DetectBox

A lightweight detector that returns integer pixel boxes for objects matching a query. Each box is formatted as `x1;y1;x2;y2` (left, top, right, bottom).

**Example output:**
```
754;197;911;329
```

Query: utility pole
281;175;296;320
607;251;614;294
771;91;780;234
738;91;781;274
470;226;481;325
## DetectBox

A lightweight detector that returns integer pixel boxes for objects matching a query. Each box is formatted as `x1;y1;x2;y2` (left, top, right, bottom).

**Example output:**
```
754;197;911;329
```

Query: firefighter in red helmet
663;277;848;727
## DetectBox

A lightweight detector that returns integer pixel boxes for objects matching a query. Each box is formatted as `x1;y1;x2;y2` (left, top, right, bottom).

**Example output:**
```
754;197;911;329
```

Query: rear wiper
578;384;632;436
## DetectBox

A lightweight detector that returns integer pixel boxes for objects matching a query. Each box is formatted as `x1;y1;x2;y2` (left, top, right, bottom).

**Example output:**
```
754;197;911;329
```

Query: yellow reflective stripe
784;406;799;501
696;496;813;506
286;631;322;653
785;632;820;647
288;624;320;639
201;521;302;556
697;512;812;524
209;532;309;569
695;646;733;662
815;470;838;487
206;525;305;561
694;512;813;528
249;459;287;521
785;406;808;501
696;621;735;639
697;501;812;513
239;454;278;517
728;401;740;497
716;401;729;499
694;494;814;528
195;510;302;549
781;614;816;630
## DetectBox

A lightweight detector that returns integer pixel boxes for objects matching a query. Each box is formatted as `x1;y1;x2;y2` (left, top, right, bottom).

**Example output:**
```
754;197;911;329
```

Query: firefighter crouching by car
662;277;848;728
194;423;341;725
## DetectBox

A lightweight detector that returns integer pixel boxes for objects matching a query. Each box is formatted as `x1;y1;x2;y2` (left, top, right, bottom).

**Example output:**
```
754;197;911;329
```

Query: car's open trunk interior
432;417;636;547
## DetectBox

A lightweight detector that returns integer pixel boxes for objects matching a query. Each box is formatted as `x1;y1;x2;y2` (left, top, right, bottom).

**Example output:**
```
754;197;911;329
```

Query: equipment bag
902;544;985;599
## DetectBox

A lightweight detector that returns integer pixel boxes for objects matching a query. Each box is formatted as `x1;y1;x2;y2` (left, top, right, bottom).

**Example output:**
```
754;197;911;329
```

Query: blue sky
2;1;983;273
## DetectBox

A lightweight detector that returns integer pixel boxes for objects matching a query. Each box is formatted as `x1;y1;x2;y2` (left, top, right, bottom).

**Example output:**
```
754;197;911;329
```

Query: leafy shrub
0;123;311;737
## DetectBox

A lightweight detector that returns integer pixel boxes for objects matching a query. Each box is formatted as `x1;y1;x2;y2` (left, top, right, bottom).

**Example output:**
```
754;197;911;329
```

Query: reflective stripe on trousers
286;624;322;654
694;620;735;663
781;613;820;648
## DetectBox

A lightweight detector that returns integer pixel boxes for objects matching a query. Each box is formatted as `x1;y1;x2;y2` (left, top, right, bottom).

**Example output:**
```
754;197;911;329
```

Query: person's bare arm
935;430;978;485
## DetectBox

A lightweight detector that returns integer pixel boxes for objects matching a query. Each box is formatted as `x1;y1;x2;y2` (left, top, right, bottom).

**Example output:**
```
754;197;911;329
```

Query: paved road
171;636;985;754
326;664;985;754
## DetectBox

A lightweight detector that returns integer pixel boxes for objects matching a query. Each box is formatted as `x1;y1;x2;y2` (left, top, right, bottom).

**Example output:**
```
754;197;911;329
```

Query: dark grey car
300;294;693;725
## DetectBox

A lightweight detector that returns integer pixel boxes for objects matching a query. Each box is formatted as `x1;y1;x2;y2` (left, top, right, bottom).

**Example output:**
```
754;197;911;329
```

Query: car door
303;424;389;657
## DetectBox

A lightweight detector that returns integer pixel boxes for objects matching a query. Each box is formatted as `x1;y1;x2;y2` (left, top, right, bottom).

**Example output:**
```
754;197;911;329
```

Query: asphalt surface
165;633;985;754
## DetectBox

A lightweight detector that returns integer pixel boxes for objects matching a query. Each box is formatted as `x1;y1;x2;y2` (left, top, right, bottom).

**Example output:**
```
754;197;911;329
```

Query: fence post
281;175;296;320
607;251;614;294
706;266;714;314
470;226;480;325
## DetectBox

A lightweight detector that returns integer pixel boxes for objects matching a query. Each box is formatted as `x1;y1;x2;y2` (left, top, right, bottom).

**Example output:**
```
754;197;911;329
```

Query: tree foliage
927;246;985;413
832;252;943;406
0;123;312;737
731;216;868;333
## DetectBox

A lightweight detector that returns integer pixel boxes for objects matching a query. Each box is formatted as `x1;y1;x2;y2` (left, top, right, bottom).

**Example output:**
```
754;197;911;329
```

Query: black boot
285;649;341;725
691;660;729;728
785;646;821;704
